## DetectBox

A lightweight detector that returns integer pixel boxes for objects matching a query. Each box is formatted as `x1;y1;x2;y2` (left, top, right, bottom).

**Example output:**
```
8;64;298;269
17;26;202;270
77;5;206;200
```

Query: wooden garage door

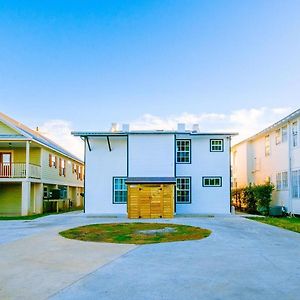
128;184;174;219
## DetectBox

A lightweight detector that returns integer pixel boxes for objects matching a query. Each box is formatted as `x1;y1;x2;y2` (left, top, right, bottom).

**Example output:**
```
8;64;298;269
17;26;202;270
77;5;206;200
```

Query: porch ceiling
0;141;40;148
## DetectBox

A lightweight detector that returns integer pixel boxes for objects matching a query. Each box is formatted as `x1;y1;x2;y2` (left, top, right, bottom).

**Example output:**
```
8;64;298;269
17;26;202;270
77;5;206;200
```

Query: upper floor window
49;154;57;168
265;135;270;156
113;177;127;203
61;159;66;176
281;126;287;143
176;140;191;163
78;166;83;180
176;177;191;203
210;139;223;152
203;176;222;187
292;121;298;147
275;129;281;145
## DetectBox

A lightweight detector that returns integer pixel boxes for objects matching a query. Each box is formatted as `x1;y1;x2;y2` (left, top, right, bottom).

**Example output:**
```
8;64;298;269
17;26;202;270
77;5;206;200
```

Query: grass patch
0;214;48;220
60;223;211;244
0;208;83;221
248;216;300;233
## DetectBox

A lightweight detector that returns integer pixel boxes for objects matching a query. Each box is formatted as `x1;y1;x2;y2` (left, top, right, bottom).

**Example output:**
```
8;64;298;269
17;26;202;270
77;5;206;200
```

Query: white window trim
176;139;191;164
202;176;222;187
210;139;224;152
113;177;127;204
176;177;191;204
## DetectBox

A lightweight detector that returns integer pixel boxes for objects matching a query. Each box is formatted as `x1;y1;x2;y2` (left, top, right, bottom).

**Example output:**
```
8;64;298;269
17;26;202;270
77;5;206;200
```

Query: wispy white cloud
39;120;84;159
129;107;293;145
36;106;294;160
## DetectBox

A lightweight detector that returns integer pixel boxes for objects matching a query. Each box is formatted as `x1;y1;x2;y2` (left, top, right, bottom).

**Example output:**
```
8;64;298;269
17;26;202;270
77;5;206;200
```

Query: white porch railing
0;163;41;179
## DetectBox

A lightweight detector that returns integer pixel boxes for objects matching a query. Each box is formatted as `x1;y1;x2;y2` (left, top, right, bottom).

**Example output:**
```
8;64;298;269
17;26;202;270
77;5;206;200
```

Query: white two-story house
73;123;237;218
232;108;300;214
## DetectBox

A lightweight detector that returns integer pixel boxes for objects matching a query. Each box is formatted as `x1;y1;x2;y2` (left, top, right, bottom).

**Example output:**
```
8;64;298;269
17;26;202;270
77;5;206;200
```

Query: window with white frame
113;177;127;203
276;172;282;190
176;140;191;163
282;171;288;190
292;170;300;198
265;135;270;156
176;177;191;203
203;177;222;187
61;159;66;176
210;139;223;152
292;121;298;147
51;155;56;167
281;126;287;143
275;129;281;145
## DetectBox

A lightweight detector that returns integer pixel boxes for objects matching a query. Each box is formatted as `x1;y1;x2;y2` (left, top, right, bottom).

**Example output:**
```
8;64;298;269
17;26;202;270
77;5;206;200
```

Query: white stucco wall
232;115;300;213
176;135;231;214
128;134;175;177
84;133;232;215
232;142;249;188
85;137;127;214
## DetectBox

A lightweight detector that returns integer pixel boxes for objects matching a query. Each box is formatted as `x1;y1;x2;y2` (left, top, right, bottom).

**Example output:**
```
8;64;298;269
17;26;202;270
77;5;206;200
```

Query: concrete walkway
1;213;300;300
0;214;136;300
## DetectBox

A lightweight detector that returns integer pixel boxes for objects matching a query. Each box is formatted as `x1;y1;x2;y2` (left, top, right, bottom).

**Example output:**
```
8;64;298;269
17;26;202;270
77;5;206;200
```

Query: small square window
210;139;223;152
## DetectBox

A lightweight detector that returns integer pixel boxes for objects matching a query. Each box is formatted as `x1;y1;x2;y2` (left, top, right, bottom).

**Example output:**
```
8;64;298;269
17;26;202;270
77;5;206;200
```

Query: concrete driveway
1;212;300;300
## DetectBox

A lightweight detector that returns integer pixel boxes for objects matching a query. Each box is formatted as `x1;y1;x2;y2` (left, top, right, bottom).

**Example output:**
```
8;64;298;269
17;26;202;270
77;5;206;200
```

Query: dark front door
0;153;12;177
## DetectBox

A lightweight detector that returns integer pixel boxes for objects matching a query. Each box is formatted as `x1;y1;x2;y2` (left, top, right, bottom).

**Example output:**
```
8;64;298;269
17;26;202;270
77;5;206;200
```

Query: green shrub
252;183;274;216
232;183;274;215
243;184;256;214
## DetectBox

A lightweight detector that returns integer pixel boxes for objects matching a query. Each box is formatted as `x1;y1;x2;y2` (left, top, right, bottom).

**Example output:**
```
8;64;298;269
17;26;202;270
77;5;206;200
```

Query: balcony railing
0;163;41;179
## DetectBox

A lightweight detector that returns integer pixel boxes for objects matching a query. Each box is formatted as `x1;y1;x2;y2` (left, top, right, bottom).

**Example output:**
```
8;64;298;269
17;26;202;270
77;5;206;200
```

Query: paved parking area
1;212;300;300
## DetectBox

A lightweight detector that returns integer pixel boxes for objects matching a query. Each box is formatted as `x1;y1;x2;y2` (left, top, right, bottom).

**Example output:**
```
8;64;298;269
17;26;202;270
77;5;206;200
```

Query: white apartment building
73;123;237;218
232;109;300;214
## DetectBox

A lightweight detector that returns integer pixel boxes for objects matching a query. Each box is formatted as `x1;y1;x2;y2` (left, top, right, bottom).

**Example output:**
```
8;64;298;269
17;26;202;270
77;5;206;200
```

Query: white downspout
287;121;293;215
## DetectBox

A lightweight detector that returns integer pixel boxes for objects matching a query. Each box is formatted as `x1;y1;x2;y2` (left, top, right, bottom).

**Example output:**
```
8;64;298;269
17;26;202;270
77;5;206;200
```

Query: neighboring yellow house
0;112;84;216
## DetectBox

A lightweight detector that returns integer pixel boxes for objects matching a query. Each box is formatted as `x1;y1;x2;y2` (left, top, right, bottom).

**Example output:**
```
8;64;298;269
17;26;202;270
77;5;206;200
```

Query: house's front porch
0;140;43;215
0;181;43;216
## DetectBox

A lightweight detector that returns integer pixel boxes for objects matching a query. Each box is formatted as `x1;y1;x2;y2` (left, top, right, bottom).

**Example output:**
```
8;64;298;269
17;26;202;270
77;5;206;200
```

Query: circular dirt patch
59;223;211;244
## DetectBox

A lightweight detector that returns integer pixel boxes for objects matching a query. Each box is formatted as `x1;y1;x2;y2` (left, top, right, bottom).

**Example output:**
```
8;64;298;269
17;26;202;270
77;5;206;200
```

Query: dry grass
60;223;211;244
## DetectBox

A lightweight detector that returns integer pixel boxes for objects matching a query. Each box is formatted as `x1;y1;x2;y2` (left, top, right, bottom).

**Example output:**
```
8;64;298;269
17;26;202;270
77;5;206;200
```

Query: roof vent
122;124;130;132
192;124;200;132
177;123;186;132
110;123;119;132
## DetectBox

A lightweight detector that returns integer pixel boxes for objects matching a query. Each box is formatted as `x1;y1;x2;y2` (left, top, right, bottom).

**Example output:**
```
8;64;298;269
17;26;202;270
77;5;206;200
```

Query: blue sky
0;1;300;156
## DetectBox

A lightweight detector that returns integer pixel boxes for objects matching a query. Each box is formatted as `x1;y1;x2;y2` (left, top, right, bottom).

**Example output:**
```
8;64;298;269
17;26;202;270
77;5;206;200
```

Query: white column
21;181;31;216
34;183;43;214
26;141;30;179
287;122;293;214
